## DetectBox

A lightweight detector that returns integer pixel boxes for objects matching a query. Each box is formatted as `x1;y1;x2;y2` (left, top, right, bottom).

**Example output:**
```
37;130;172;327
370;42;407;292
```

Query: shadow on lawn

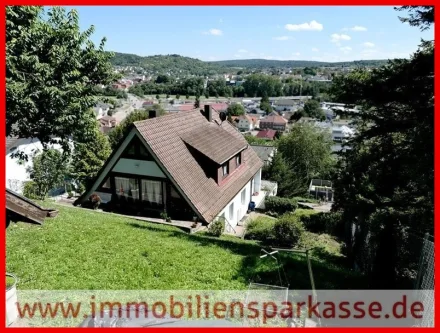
127;221;367;290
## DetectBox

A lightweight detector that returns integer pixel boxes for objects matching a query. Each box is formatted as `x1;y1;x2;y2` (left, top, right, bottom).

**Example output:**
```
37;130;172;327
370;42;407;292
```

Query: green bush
22;181;40;200
301;212;344;238
273;213;305;248
265;197;298;215
245;217;275;242
207;219;224;237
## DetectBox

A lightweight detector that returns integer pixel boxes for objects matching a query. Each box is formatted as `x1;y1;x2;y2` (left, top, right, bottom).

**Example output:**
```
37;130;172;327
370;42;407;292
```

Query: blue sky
67;6;433;62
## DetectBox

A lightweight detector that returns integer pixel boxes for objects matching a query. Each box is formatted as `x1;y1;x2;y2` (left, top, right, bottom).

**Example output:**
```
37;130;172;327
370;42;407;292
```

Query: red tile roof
134;108;263;222
256;130;277;139
260;115;288;125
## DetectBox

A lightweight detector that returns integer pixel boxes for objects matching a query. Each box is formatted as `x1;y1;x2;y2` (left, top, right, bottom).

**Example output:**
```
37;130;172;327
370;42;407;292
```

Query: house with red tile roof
74;106;264;230
259;115;288;131
256;129;278;140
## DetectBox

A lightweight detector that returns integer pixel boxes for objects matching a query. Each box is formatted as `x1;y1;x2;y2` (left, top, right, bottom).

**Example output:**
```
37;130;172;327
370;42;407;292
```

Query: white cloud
285;20;323;31
234;54;242;58
292;52;301;56
351;25;367;31
202;28;223;36
238;49;248;53
340;46;352;54
331;33;351;43
363;42;375;48
312;47;319;52
273;36;290;41
207;56;217;61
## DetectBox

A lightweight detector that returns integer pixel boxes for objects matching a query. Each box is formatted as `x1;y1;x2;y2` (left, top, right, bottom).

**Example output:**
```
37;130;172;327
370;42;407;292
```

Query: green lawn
6;204;365;290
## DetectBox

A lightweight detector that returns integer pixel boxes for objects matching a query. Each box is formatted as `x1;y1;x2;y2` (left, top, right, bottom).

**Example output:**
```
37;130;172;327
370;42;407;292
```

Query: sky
66;6;434;62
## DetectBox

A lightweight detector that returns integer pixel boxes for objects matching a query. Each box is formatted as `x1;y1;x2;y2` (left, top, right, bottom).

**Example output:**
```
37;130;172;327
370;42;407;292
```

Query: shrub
22;181;40;200
245;217;275;242
273;213;305;248
265;197;298;216
207;219;224;237
301;212;344;238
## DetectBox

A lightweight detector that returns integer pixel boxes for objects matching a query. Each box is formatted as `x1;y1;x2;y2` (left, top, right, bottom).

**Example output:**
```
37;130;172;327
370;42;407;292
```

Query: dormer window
222;163;229;177
235;154;241;167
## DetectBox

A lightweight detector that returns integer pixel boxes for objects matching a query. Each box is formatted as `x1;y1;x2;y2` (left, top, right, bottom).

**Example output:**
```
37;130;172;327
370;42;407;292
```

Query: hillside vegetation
110;52;390;73
110;53;228;76
210;58;390;69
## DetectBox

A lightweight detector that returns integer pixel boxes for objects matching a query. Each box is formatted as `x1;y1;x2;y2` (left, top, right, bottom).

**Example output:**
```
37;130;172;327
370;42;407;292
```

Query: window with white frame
241;188;246;205
222;163;229;177
229;203;234;220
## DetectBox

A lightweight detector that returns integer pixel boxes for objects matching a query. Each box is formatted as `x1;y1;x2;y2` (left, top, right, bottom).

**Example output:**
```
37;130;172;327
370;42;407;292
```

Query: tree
303;99;325;119
108;109;149;149
260;102;273;115
290;110;304;123
176;94;180;99
226;103;245;116
26;149;68;199
70;127;112;188
194;95;200;109
186;94;190;99
267;124;335;197
6;6;118;161
156;94;160;100
330;6;434;288
166;94;170;99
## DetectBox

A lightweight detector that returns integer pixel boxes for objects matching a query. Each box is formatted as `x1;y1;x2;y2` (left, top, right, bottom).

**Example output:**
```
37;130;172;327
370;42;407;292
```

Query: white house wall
5;138;67;194
217;168;262;229
218;179;252;229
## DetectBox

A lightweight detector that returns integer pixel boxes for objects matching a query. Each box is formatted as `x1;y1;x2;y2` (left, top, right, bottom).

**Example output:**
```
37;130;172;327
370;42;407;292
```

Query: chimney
149;110;156;119
204;104;212;122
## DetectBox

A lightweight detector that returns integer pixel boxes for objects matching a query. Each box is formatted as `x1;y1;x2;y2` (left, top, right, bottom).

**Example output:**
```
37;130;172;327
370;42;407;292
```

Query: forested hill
209;58;390;68
109;53;229;76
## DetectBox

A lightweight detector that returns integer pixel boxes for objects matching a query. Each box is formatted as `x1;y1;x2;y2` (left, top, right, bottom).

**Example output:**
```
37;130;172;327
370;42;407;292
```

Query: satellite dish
219;111;227;122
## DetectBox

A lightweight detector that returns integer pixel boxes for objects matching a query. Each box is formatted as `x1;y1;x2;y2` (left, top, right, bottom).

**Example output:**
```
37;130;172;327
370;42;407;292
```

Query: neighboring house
332;125;354;142
94;102;111;119
274;99;297;112
309;179;333;201
259;115;288;131
99;115;118;128
250;145;276;166
256;130;278;140
142;101;155;108
236;115;259;131
6;136;70;194
74;106;264;230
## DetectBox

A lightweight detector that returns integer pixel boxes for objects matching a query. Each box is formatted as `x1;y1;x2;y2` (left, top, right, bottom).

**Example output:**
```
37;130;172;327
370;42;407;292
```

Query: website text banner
11;290;434;327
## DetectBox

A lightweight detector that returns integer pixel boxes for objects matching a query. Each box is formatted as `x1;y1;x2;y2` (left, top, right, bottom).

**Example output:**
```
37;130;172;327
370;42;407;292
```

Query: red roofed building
256;129;278;140
259;115;288;131
74;106;265;231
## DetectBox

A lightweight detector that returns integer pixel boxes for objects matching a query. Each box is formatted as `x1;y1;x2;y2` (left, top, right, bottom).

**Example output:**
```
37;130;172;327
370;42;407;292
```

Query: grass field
6;204;365;290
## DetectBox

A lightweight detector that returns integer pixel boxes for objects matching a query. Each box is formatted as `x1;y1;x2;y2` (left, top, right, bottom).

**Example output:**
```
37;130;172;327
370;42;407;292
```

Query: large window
141;179;163;205
115;177;139;200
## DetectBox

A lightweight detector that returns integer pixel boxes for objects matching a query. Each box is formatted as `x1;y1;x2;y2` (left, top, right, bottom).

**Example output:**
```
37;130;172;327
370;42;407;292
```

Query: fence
414;233;434;327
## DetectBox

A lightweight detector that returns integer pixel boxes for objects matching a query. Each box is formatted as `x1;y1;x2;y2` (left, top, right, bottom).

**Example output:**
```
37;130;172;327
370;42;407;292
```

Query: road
112;94;145;123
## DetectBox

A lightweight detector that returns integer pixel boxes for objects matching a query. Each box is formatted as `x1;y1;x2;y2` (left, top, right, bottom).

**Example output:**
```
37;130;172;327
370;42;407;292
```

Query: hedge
245;214;304;248
300;212;344;238
265;196;298;216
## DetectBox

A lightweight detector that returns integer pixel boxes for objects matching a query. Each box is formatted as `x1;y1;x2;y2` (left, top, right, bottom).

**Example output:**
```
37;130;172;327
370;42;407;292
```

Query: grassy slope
6;204;365;290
